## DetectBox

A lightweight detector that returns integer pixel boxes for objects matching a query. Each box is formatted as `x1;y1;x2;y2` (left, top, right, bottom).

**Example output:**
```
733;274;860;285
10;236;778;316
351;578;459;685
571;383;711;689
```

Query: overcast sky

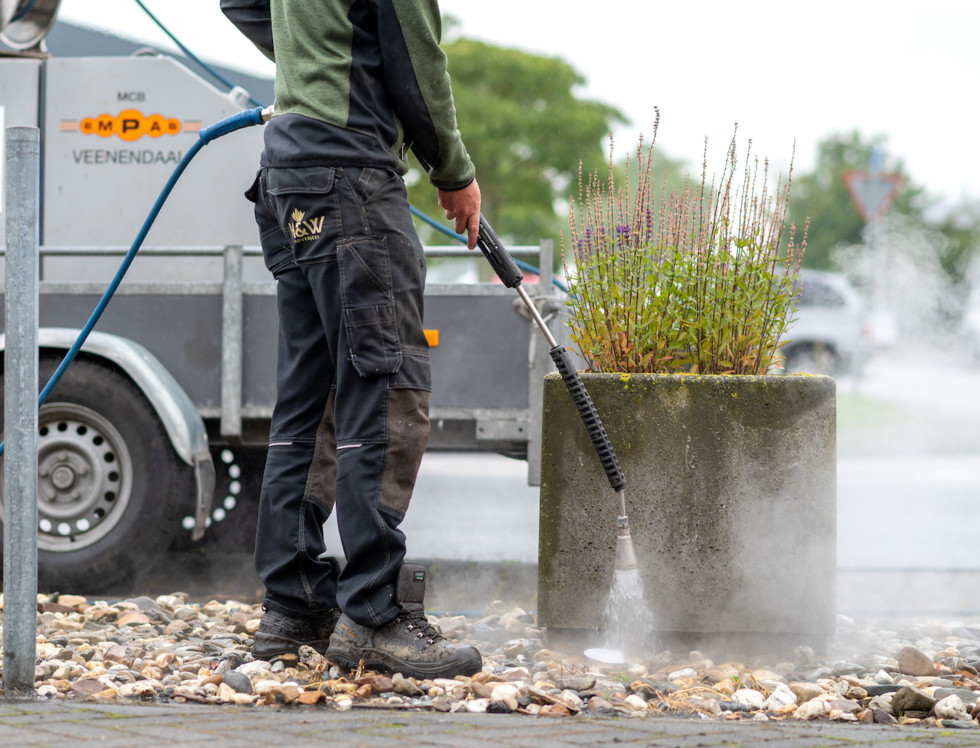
57;0;980;208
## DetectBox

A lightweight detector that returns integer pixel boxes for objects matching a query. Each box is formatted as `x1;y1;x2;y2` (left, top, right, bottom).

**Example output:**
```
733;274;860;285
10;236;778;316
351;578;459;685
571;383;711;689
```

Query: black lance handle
409;149;522;288
476;215;524;288
550;345;627;492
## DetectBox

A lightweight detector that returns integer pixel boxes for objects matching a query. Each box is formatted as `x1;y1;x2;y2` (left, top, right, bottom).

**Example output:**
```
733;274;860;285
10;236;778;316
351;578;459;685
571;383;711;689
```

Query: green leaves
408;37;625;252
565;121;804;376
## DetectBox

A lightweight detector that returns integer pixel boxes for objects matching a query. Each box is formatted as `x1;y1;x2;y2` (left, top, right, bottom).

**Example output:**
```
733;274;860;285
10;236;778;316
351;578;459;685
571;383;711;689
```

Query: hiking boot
325;565;482;679
252;607;340;662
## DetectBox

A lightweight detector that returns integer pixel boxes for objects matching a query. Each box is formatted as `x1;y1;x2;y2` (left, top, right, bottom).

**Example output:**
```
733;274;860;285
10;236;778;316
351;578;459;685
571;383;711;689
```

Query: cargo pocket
338;236;403;377
266;166;337;198
266;167;339;264
244;170;261;203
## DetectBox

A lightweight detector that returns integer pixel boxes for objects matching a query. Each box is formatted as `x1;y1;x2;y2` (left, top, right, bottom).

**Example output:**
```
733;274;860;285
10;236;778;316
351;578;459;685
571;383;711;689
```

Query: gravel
3;592;978;729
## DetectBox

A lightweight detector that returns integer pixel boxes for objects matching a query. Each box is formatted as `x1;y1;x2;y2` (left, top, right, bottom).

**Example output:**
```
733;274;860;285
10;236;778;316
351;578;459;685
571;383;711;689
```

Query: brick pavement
3;700;980;748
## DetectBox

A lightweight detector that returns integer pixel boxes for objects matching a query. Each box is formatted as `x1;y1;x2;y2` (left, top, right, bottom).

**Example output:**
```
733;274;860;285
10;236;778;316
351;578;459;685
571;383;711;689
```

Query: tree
408;37;625;252
787;131;926;271
933;201;980;292
789;131;980;333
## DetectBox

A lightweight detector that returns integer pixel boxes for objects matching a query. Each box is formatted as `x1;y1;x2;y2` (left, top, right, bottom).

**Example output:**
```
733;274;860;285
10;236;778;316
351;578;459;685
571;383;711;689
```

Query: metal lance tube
615;491;638;570
3;126;41;697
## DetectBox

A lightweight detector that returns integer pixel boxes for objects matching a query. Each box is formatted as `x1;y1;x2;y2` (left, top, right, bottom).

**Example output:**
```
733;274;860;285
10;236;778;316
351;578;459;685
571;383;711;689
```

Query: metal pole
869;148;884;319
220;244;243;437
3;126;40;698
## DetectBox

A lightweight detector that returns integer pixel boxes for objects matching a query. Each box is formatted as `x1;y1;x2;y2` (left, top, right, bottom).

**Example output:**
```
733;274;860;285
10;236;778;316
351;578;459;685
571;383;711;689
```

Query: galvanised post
3;126;40;697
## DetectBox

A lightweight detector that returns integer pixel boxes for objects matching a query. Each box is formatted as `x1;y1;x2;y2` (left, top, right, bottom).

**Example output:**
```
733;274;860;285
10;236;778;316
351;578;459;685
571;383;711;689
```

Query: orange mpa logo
76;109;183;142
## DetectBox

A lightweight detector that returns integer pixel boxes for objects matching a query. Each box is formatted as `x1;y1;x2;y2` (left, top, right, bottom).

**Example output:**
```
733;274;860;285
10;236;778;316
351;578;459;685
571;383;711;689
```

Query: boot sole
325;645;482;680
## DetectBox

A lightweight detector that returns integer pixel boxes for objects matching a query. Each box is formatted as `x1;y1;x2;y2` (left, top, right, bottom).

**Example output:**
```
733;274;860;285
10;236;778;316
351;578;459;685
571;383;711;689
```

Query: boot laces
397;609;442;647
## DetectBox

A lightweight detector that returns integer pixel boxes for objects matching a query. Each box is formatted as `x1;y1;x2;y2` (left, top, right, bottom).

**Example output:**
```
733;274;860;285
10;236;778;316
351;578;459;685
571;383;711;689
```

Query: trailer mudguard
0;327;215;540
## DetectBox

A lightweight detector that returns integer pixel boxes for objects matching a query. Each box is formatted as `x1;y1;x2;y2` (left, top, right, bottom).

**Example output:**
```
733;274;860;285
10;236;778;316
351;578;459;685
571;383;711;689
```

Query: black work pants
247;165;430;628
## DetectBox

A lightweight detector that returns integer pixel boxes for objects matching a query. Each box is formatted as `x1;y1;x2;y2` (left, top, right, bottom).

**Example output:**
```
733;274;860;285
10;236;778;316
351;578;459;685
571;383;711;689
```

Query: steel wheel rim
25;402;135;552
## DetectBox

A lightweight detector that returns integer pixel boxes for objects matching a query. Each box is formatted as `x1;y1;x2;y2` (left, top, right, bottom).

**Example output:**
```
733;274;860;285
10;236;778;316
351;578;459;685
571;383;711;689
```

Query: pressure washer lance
474;217;638;571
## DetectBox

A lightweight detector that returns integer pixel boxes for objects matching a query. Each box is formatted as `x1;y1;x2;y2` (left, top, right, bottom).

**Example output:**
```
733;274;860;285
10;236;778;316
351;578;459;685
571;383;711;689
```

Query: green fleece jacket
221;0;475;190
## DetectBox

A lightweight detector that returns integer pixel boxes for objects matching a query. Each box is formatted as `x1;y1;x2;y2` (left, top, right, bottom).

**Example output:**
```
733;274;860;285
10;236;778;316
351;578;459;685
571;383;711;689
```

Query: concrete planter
538;372;836;651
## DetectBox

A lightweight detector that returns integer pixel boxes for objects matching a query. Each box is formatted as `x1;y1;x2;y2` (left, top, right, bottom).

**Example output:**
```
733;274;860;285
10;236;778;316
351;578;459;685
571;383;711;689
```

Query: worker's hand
438;180;482;249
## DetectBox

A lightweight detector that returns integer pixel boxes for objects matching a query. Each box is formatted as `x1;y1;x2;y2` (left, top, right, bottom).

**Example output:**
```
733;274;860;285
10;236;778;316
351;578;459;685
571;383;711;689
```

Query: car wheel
782;343;838;375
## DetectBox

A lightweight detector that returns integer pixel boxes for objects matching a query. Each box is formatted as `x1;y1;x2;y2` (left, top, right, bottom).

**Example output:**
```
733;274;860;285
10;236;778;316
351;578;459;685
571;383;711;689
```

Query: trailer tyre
0;355;193;592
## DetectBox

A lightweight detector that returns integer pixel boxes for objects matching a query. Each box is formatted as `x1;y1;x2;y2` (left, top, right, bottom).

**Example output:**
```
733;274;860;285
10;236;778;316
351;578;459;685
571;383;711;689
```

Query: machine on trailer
0;2;565;589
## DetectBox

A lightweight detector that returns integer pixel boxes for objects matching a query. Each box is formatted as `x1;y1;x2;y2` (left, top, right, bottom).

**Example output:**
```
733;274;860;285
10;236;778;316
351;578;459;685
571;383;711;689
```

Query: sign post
842;150;904;328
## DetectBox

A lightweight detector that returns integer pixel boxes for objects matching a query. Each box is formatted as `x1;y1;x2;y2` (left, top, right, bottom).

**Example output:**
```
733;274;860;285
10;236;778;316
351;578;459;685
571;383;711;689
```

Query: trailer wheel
0;355;194;592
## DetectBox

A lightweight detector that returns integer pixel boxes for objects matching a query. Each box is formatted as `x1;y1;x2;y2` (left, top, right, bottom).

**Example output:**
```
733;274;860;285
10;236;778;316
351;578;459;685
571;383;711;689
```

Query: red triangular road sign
843;171;904;222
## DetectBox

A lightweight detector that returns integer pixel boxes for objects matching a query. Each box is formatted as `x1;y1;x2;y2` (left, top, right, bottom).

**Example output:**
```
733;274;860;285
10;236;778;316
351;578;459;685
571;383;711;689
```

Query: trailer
0;6;565;590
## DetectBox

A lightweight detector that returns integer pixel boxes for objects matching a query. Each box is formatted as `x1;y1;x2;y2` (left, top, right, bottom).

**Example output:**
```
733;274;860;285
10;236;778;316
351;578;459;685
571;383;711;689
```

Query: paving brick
0;701;976;746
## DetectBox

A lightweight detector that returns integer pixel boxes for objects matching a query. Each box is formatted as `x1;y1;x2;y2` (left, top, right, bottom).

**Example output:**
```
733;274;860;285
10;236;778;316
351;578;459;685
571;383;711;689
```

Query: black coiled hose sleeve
549;345;627;492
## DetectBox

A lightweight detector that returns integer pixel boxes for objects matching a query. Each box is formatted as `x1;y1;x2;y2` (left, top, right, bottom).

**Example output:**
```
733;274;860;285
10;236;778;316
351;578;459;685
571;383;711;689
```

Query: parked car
780;269;870;376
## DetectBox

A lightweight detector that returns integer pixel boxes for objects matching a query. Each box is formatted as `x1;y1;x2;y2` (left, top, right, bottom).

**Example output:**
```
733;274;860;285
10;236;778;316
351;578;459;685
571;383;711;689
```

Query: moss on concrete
538;372;837;643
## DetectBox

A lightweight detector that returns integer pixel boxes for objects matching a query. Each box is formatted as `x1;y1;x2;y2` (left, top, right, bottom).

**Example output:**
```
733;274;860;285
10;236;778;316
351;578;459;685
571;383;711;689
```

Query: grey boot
326;565;482;679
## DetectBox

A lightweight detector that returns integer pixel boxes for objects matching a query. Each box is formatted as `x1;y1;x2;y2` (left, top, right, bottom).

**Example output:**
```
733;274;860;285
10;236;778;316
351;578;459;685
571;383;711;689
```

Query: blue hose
409;205;567;293
132;0;264;109
0;107;267;458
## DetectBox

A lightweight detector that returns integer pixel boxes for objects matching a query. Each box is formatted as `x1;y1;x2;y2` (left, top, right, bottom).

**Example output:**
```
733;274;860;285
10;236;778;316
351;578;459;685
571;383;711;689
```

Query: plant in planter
564;113;805;375
538;114;836;655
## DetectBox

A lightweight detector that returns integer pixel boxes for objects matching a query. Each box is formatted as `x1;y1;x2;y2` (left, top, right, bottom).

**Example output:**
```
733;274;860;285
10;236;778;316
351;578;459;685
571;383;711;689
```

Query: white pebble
763;683;798;710
794;699;831;720
624;694;648;710
491;684;519;711
560;689;583;708
733;688;765;710
935;694;970;721
252;679;283;695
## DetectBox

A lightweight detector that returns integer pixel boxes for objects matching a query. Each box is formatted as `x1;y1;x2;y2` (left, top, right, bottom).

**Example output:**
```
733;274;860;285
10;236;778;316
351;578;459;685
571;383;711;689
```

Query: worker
220;0;483;679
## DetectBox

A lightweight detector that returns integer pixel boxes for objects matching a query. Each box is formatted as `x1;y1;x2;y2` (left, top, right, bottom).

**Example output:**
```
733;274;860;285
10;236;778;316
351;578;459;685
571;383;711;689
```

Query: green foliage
565;116;805;376
786;131;924;270
408;37;624;250
787;130;980;327
932;201;980;291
